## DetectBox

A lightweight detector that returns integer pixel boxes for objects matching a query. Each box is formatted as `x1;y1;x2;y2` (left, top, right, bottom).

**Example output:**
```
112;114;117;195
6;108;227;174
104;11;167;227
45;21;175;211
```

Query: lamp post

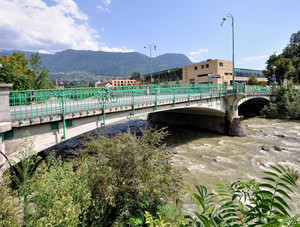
272;65;277;84
221;14;235;90
144;44;157;85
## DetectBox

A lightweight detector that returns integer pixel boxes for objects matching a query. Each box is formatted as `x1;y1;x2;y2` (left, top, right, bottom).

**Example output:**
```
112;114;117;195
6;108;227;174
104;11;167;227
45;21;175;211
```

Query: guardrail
9;83;272;138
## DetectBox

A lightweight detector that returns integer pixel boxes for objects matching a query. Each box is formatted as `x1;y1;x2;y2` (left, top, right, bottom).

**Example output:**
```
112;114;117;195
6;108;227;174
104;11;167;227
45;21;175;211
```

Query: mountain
0;49;192;81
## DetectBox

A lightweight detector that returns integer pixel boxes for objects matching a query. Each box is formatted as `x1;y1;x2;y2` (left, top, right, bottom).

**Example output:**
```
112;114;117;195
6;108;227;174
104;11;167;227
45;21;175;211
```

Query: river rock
276;134;285;138
262;145;270;151
274;146;282;151
183;167;190;172
257;158;268;167
210;158;217;164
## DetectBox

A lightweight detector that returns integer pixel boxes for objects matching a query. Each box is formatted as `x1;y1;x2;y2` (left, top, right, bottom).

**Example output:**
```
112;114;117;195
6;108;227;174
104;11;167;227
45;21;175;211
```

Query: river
42;116;300;215
165;117;300;214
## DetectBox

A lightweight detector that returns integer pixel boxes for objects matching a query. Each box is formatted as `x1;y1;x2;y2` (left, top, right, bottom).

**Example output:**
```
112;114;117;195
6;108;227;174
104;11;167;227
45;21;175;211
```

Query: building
143;59;267;85
95;79;136;87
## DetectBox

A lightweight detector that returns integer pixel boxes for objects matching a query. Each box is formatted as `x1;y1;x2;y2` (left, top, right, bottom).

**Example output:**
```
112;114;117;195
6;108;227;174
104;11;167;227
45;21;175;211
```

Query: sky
0;0;300;70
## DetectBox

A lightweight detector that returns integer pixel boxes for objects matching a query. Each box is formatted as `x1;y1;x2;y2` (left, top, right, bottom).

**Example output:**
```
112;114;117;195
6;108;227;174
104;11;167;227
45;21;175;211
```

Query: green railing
9;83;272;138
245;85;272;95
10;84;225;122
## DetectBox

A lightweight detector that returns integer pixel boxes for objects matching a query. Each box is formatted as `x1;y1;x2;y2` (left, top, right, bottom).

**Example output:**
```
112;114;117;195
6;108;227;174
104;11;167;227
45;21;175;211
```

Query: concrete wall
0;84;12;169
148;110;227;134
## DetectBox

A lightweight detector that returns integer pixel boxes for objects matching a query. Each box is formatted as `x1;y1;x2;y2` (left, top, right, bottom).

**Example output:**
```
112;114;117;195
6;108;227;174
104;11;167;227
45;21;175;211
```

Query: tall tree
264;54;296;84
265;30;300;84
30;52;55;89
0;52;35;90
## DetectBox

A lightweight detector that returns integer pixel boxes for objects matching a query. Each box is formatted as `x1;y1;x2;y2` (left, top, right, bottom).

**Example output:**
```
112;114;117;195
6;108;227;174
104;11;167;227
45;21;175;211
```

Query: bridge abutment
0;84;12;170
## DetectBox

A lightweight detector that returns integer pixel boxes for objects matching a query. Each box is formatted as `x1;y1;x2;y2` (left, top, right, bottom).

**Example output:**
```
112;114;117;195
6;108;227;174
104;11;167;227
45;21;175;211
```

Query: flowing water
42;116;300;215
165;117;300;214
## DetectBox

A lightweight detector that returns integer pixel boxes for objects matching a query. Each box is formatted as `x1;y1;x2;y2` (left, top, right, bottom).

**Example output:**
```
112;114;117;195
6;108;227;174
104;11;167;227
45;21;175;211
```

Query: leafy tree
76;127;182;226
264;54;296;85
248;75;259;85
265;30;300;84
260;86;300;119
0;52;36;90
282;31;300;83
130;71;142;80
30;52;55;89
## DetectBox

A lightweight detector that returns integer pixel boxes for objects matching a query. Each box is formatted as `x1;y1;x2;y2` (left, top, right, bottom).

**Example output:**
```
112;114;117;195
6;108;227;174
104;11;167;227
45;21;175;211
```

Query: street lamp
144;44;157;85
221;14;235;90
272;65;277;84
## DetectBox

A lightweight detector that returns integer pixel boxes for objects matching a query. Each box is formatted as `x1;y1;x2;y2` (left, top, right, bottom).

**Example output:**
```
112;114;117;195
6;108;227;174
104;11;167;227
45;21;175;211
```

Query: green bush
186;164;300;226
0;176;20;227
30;159;91;226
261;86;300;119
76;127;182;226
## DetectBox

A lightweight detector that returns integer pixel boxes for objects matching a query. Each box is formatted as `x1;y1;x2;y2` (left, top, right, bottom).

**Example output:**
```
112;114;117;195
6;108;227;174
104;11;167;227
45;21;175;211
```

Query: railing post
101;87;106;126
187;84;190;106
154;86;158;110
61;89;66;139
235;82;239;94
131;87;135;116
172;85;176;107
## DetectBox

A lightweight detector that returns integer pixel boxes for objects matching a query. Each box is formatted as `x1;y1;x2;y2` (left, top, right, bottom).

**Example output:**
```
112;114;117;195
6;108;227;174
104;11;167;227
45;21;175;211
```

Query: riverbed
42;116;300;215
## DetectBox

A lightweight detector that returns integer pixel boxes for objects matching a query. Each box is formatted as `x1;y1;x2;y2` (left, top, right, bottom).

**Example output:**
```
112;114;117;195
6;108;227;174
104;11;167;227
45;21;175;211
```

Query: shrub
186;164;300;226
0;176;20;226
76;127;182;226
30;159;91;226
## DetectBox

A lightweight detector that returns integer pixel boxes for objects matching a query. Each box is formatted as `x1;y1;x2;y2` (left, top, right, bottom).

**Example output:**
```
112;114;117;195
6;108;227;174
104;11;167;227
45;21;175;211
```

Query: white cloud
188;48;209;62
189;48;209;56
97;0;112;13
237;55;269;65
0;0;100;53
97;5;110;13
100;46;135;53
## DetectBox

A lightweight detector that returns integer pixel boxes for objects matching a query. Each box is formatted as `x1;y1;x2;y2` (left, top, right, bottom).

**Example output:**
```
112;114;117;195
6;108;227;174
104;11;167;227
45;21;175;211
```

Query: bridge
0;83;275;171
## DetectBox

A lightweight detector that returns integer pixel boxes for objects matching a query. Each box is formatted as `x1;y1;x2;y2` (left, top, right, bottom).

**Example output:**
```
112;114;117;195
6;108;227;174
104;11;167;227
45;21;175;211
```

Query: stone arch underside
147;107;227;135
237;97;270;118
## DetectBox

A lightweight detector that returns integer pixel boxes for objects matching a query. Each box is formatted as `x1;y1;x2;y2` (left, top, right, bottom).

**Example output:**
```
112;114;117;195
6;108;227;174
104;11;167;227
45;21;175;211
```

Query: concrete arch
237;96;271;117
147;106;227;135
238;96;271;106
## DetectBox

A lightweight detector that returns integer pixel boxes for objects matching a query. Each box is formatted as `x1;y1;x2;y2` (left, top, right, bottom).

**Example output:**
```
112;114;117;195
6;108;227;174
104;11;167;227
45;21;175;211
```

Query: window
194;66;198;70
225;72;232;75
206;64;209;68
197;74;209;77
219;62;223;67
201;65;204;69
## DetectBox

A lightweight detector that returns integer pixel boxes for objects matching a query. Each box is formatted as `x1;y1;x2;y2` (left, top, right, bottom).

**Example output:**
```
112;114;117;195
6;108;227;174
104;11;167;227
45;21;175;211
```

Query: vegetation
0;51;55;90
248;75;267;86
261;86;300;119
185;164;299;226
1;129;299;226
265;30;300;84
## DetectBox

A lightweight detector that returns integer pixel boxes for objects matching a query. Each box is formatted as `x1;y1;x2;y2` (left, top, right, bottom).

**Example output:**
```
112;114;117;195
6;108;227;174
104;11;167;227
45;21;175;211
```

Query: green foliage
248;75;259;85
186;164;300;226
9;131;41;226
0;176;20;227
30;52;55;90
130;72;142;80
76;127;182;226
30;158;91;226
0;51;54;90
265;30;300;84
0;52;36;90
260;86;300;119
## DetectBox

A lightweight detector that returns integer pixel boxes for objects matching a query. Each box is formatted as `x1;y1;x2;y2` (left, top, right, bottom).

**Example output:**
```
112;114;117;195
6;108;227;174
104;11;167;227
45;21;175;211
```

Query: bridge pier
0;84;12;170
223;94;246;137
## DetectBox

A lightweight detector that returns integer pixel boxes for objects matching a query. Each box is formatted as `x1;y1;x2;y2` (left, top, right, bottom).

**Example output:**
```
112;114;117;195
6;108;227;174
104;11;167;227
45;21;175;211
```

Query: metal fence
9;83;273;123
